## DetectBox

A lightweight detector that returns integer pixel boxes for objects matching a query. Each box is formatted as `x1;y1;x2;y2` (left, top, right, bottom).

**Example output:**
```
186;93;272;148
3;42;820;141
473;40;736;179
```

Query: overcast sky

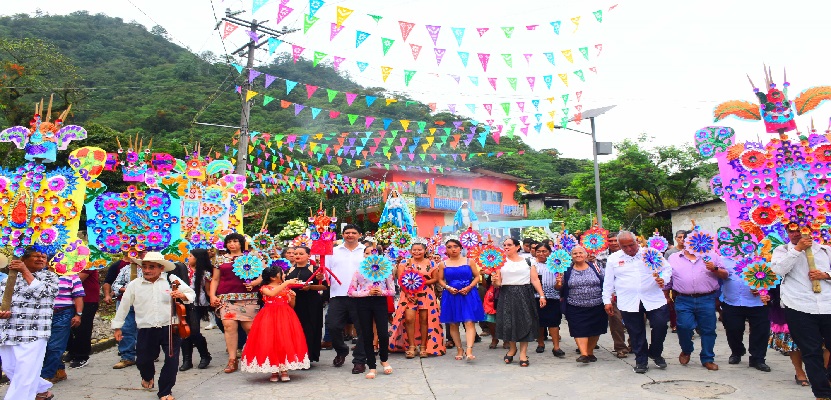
6;0;831;161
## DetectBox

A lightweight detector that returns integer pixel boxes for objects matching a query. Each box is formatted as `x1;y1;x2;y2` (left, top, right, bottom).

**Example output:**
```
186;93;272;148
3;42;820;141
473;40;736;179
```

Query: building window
472;189;503;203
400;180;427;195
436;185;469;199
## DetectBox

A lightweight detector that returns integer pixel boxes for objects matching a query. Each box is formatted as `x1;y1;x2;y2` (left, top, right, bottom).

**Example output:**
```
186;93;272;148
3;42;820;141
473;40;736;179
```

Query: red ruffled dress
240;287;310;373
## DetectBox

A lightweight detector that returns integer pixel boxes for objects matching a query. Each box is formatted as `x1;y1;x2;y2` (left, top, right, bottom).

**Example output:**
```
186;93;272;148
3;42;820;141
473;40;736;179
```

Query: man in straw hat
0;247;60;400
112;252;195;400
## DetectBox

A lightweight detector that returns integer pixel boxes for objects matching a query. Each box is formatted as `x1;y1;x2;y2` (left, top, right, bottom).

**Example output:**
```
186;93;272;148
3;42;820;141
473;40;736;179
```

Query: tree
566;134;717;230
0;37;82;127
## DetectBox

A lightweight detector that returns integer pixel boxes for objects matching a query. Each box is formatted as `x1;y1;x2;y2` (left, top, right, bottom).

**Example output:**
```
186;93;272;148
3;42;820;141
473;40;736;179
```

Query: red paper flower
739;150;767;170
750;206;777;226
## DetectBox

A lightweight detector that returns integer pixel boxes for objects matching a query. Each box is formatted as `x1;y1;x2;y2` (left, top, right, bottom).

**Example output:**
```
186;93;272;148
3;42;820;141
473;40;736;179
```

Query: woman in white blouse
493;238;546;367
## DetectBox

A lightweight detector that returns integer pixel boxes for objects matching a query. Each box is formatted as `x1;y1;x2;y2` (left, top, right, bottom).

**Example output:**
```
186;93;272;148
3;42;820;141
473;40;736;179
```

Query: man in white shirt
603;231;672;374
112;252;195;400
771;225;831;399
324;224;367;374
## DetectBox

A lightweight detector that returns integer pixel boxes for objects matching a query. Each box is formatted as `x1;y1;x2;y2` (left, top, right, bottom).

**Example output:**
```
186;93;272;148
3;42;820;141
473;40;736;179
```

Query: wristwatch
75;312;83;316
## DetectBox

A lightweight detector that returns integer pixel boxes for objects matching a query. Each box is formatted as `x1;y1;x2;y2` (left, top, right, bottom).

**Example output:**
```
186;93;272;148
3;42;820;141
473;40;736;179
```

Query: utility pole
217;9;298;175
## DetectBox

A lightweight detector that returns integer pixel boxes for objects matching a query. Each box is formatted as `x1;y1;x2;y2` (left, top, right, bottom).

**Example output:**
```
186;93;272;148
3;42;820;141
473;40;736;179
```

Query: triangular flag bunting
355;31;370;47
434;48;446;66
409;43;422;60
356;61;369;72
550;21;561;35
425;25;441;46
451;27;465;46
263;95;275;106
309;0;324;17
276;4;294;24
507;77;517;91
245;90;258;102
458;51;469;67
329;23;345;41
303;13;319;34
501;53;512;68
313;51;327;67
286;80;298;94
404;70;416;86
366;96;377;106
380;66;393;82
399;21;415;41
222;21;239;39
574;70;585;82
368;14;383;23
476;27;489;37
579;47;589;60
477;53;490;72
562;49;574;63
326;89;338;102
501;26;514;38
571;16;581;32
336;6;353;28
381;38;395;55
593;10;603;22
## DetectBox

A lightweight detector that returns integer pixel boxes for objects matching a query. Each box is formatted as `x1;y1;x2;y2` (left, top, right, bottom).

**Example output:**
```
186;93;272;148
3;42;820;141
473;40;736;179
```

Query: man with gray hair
603;231;672;374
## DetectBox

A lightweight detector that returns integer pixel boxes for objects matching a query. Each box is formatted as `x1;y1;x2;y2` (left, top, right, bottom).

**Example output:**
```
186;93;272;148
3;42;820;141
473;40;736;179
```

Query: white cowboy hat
130;251;176;272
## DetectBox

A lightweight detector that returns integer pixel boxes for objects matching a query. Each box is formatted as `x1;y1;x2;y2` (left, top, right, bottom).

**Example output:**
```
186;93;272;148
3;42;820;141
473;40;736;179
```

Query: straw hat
130;251;176;272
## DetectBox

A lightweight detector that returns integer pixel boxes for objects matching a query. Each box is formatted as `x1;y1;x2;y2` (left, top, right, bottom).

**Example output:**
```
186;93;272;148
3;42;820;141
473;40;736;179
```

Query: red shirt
215;255;252;296
80;270;100;303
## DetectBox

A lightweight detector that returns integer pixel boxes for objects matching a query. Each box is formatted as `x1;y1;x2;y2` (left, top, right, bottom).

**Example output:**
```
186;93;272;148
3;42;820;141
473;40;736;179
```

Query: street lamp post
554;105;616;228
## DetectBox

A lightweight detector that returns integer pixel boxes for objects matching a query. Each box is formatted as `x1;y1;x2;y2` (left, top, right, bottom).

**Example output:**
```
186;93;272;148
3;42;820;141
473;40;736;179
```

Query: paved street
1;322;816;400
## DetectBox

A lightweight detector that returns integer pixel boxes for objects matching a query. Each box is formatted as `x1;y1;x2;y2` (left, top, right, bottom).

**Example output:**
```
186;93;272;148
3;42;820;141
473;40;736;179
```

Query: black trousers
720;304;769;363
620;303;669;365
181;305;211;360
325;296;366;365
136;326;181;398
784;308;831;398
355;296;389;370
67;302;99;362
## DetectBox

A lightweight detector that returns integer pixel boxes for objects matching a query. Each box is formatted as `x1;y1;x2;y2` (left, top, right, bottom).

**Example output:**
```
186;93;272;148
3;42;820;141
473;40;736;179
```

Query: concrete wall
670;201;729;234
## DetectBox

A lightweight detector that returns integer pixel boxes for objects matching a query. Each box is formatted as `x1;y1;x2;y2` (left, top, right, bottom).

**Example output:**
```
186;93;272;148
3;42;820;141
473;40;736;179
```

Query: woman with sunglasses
493;238;546;367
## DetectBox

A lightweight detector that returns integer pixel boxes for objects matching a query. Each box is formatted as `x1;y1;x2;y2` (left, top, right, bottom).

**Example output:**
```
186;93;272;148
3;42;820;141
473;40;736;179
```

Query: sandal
141;379;155;389
35;392;54;400
365;369;377;379
504;353;514;364
280;371;290;382
419;346;429;358
269;373;280;382
454;350;464;360
382;362;393;375
795;375;810;386
405;348;416;359
446;340;455;349
465;346;476;361
224;358;239;373
519;359;530;367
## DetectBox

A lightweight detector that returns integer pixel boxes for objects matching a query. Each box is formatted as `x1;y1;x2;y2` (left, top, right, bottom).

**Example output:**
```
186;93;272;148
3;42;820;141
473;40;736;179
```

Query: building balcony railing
346;194;526;218
503;204;527;217
414;196;431;208
433;197;463;211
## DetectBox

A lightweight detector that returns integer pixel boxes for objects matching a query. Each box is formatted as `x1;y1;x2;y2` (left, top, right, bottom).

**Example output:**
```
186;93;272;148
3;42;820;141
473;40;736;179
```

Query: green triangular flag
593;10;603;22
368;14;383;23
385;138;394;146
507;77;517;91
313;51;327;67
501;102;510;115
501;54;512;68
303;14;320;34
390;130;399;139
506;124;516;138
406;101;416;106
382;146;391;154
263;95;275;106
501;27;514;38
579;47;589;60
404;70;416;86
574;70;585;82
347;114;359;125
439;135;449;143
434;142;444;150
417;121;426;132
327;89;338;102
419;154;426;161
381;38;395;55
561;94;569;105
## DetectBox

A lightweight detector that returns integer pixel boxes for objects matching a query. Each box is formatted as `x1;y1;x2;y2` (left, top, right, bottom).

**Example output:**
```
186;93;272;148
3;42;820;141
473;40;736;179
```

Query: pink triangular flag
329;110;341;118
330;23;345;41
409;43;422;60
399;21;415;41
333;56;345;71
476;27;489;37
523;53;533;66
276;4;294;25
365;117;375;128
305;84;318;98
478;53;490;72
589;67;597;73
345;92;358;105
595;43;603;56
526;76;536;91
483;104;493;115
487;77;497;90
576;91;583;102
517;102;525;112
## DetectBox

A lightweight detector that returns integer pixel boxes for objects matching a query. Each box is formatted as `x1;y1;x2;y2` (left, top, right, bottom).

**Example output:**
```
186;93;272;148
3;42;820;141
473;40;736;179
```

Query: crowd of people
2;223;831;399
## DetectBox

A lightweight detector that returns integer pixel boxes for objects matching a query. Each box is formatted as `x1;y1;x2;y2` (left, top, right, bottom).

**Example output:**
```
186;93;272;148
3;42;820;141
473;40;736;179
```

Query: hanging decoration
306;203;340;285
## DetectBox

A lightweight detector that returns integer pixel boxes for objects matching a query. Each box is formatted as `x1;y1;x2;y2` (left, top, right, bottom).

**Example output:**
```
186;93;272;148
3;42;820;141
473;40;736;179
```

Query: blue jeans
116;301;137;362
674;292;718;364
40;307;74;378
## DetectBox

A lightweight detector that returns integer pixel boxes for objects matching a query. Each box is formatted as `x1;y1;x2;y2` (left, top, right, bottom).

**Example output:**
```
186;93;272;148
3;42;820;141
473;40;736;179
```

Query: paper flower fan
477;245;506;273
232;253;265;282
51;239;90;276
741;259;780;291
647;233;669;253
684;230;716;256
360;254;394;282
251;233;274;253
733;255;761;274
559;232;578;252
292;234;312;248
436;244;447;258
546;249;572;275
459;228;482;250
392;230;412;249
399;270;426;294
642;248;664;273
271;257;291;271
581;228;608;254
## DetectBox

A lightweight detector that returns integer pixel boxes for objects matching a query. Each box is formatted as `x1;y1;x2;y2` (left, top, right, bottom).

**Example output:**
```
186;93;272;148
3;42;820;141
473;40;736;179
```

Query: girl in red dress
240;267;310;382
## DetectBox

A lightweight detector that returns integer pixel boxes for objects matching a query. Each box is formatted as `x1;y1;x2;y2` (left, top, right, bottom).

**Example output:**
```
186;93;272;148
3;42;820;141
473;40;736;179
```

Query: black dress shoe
552;349;566;358
728;355;741;364
633;364;649;374
333;355;345;367
535;345;545;353
651;356;667;369
749;361;771;372
576;355;590;363
351;363;366;374
587;355;597;362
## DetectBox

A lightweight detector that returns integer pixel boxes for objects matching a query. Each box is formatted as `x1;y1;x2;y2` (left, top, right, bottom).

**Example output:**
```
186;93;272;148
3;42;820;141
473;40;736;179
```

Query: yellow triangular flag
245;90;259;101
549;111;557;118
381;66;393;82
558;73;569;87
428;128;436;135
571;16;581;32
425;136;435;146
248;145;254;153
336;6;353;28
385;152;392;160
400;120;410;130
546;97;555;104
386;98;398;106
421;144;430;152
561;50;574;64
547;121;556;131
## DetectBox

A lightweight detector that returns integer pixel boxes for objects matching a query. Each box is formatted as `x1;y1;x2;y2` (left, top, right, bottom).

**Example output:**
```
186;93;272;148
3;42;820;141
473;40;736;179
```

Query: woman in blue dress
438;238;485;361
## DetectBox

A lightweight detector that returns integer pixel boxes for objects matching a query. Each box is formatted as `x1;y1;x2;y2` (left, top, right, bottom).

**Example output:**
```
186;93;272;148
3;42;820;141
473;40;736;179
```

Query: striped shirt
54;275;85;309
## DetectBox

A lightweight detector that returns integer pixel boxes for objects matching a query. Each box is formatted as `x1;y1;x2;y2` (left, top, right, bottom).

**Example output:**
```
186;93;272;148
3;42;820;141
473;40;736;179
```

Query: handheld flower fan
581;226;609;254
392;230;412;249
685;229;717;256
232;253;265;283
271;257;291;271
459;227;482;250
546;249;572;275
51;239;90;276
477;245;506;275
360;254;394;282
642;248;664;273
292;234;312;248
741;258;780;298
559;232;578;253
646;231;669;253
251;233;274;253
399;270;426;294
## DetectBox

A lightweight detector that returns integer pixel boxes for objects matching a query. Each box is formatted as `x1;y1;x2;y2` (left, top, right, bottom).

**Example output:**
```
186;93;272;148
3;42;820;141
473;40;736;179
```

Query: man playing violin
112;252;195;400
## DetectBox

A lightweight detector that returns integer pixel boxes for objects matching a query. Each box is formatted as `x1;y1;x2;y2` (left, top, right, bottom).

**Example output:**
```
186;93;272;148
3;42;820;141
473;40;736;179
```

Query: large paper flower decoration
642;248;664;273
271;257;291;271
292;234;312;248
559;232;578;253
646;233;669;253
399;270;426;294
685;230;716;256
459;228;481;250
392;230;412;249
360;255;394;282
251;233;274;253
51;238;90;276
232;253;265;283
581;226;609;254
546;249;572;275
716;227;757;259
477;245;506;275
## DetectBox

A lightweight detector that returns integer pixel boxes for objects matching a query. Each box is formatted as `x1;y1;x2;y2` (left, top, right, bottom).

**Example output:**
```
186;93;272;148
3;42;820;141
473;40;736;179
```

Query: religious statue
378;189;416;236
453;201;479;231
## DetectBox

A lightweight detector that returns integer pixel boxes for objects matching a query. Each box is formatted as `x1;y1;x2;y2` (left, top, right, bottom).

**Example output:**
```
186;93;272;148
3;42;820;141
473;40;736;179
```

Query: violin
169;280;191;356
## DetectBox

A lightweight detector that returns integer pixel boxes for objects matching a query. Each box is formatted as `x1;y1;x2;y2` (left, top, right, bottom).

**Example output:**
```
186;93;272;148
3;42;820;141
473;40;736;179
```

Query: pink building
345;167;527;236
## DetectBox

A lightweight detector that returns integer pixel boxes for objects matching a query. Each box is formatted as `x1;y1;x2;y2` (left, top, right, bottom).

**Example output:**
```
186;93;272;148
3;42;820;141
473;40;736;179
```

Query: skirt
216;299;260;322
564;303;608;338
495;285;539;342
538;298;562;328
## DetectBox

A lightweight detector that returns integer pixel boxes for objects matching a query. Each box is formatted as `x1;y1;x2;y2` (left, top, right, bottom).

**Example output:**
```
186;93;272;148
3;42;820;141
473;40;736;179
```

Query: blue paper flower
546;249;572;275
360;255;393;282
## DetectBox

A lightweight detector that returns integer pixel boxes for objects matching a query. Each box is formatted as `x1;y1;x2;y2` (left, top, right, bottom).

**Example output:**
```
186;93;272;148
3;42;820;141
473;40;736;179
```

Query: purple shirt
667;252;722;295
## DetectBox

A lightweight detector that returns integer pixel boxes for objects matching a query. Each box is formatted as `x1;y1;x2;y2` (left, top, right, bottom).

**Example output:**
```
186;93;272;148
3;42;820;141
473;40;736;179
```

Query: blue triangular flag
267;38;282;55
365;96;377;106
550;21;561;35
286;80;298;94
356;61;369;72
383;118;392;129
311;107;321;119
252;0;270;14
231;63;244;74
466;104;476;113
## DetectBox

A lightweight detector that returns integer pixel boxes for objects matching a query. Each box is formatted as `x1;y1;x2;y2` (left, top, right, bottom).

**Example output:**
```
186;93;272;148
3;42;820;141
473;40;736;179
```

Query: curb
91;337;117;354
